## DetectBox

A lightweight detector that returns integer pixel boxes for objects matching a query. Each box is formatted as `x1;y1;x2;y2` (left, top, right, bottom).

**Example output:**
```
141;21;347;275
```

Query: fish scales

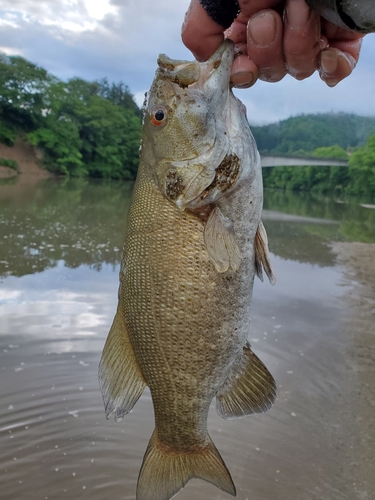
125;170;257;447
99;40;276;500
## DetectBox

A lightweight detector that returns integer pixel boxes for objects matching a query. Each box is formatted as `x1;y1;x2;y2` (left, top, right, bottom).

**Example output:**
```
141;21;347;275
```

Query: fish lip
197;39;234;88
206;39;234;65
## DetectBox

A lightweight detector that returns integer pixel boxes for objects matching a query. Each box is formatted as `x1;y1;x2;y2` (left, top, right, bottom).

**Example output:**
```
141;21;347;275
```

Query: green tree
252;113;375;155
0;54;54;131
313;145;348;160
75;95;141;179
346;134;375;200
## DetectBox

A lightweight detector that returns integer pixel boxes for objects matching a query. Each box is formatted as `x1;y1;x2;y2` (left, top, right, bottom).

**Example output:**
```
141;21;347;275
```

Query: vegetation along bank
1;53;375;199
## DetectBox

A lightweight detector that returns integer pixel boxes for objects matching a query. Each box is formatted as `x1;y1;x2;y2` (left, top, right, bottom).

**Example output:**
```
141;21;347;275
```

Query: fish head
142;40;251;209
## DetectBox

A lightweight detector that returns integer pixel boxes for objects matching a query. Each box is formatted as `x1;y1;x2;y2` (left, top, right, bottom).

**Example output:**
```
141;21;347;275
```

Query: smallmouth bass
99;40;276;500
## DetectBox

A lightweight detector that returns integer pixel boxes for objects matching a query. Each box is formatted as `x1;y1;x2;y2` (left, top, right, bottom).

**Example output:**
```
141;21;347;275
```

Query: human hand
181;0;364;88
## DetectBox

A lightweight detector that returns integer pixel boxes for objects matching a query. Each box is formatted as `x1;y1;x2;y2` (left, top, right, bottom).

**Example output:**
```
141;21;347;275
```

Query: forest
0;53;375;198
0;53;142;179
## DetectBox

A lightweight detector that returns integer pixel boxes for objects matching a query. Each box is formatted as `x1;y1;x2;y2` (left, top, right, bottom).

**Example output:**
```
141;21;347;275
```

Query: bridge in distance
261;156;348;168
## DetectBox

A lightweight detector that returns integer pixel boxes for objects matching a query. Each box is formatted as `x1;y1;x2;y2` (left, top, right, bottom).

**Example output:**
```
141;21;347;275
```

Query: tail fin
136;430;236;500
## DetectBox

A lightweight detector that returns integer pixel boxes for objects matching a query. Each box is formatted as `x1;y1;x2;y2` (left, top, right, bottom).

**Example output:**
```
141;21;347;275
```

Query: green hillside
253;114;375;201
251;113;375;155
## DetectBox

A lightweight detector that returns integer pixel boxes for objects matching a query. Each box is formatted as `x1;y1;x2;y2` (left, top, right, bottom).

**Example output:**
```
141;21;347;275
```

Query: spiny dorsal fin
204;206;242;273
216;342;276;419
255;220;276;285
98;310;146;421
137;430;236;500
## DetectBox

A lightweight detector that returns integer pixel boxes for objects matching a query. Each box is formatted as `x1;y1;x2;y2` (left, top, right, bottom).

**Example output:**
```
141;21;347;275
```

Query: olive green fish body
123;162;260;450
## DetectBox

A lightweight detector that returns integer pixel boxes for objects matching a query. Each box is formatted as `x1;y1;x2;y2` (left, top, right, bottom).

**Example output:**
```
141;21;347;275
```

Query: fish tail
136;429;236;500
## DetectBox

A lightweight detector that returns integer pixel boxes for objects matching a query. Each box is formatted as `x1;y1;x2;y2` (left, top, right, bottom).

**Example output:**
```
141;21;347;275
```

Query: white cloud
84;0;116;20
0;45;23;56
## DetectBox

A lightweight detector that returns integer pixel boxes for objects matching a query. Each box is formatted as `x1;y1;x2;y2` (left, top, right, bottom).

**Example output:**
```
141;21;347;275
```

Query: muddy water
1;178;374;500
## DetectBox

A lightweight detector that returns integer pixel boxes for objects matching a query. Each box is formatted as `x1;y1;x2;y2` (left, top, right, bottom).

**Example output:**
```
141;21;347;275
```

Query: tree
313;145;348;160
347;134;375;199
0;54;55;131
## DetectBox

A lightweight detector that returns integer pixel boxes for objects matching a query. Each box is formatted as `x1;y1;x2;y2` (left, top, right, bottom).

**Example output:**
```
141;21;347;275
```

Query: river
1;176;374;500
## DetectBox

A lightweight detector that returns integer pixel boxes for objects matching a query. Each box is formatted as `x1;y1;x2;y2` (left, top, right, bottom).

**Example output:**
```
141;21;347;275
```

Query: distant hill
251;113;375;155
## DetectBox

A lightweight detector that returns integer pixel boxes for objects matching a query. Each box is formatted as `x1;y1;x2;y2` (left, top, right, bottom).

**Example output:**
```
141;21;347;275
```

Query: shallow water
0;178;373;500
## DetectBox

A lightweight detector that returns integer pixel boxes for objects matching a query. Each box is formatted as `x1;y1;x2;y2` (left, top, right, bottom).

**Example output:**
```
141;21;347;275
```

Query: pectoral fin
204;206;242;273
255;220;276;285
98;309;146;421
216;342;276;419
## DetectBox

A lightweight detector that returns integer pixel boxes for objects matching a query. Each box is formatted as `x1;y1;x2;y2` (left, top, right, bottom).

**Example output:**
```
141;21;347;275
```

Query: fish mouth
157;40;234;90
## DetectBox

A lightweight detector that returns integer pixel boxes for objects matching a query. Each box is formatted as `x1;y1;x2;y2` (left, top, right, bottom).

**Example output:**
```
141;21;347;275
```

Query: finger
319;20;363;86
246;9;286;82
322;20;364;42
181;0;224;61
237;0;281;19
226;22;259;88
231;54;260;88
225;19;248;45
322;20;364;61
283;0;321;80
319;48;357;86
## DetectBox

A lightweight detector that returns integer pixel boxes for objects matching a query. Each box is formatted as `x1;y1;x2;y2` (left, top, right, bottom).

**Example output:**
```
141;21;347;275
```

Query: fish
99;40;276;500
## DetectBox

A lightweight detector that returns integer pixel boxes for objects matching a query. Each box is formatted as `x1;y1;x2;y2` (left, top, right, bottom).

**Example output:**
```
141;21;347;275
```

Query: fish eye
150;106;168;127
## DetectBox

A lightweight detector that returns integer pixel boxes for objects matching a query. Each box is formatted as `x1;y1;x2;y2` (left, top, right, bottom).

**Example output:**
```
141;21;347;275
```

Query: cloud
0;0;374;124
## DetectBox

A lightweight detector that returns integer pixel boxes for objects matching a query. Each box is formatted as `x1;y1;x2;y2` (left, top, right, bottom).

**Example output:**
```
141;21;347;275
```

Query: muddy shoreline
330;242;375;499
0;137;50;178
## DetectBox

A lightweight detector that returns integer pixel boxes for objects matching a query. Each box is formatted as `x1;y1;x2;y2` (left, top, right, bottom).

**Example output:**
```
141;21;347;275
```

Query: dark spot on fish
170;75;188;89
192;154;241;207
210;154;241;193
213;60;221;69
166;170;185;200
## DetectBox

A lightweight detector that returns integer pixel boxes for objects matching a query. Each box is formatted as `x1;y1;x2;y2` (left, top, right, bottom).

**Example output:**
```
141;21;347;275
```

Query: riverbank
0;137;50;178
331;241;375;498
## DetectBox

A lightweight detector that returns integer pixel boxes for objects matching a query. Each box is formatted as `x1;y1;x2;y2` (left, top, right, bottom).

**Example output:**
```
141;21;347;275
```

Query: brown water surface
0;179;374;500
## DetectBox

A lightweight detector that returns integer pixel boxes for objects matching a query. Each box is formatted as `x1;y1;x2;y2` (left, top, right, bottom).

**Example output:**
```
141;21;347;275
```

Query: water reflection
1;179;374;279
264;188;375;244
0;177;372;500
0;178;133;277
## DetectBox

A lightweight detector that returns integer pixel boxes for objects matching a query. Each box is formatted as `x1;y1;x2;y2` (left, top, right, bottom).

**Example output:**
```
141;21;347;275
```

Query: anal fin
216;342;276;419
98;309;146;421
255;220;276;285
204;206;242;273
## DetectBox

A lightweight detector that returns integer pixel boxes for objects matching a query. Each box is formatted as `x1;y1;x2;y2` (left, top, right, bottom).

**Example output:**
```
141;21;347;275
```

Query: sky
0;0;374;125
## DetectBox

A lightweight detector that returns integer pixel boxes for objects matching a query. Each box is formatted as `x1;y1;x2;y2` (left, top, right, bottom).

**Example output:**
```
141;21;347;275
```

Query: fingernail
286;0;311;29
248;12;276;48
320;50;338;75
325;79;339;87
231;71;255;88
